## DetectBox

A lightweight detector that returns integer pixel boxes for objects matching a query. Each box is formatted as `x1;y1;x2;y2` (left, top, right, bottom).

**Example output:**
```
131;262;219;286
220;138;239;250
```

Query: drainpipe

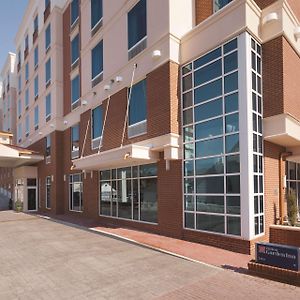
278;151;292;224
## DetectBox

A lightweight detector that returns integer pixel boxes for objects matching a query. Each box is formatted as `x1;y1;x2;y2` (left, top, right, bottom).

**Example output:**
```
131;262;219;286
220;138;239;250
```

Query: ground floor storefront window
69;173;83;212
99;163;157;223
286;161;300;214
46;176;51;209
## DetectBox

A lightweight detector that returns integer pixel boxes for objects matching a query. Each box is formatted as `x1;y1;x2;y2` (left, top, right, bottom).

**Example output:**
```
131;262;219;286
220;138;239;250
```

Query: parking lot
0;211;299;299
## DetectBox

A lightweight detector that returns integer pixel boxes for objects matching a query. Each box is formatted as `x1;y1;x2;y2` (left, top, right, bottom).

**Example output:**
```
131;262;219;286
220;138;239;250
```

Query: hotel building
0;0;300;254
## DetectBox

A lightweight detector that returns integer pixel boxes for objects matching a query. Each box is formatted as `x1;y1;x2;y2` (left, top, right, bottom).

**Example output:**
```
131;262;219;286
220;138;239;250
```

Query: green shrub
15;200;23;213
287;190;298;226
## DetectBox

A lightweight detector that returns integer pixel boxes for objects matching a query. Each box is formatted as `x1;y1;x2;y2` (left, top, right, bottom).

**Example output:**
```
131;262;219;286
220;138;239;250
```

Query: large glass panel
185;213;194;229
195;157;224;175
133;179;139;220
194;98;223;123
45;24;51;50
92;106;103;139
185;195;194;211
182;74;192;92
71;35;79;64
195;117;223;140
140;164;157;177
71;0;79;25
194;59;222;87
224;72;238;94
227;216;241;236
183;91;193;109
196;214;224;233
71;75;80;104
100;181;111;216
117;179;132;219
226;196;240;214
194;47;221;69
194;79;222;104
129;79;147;125
92;40;103;79
225;113;239;133
196;196;224;213
226;175;240;194
140;178;157;223
224;51;238;73
225;134;239;153
195;137;223;158
226;155;240;173
71;124;79;152
91;0;103;29
128;0;147;49
196;177;224;194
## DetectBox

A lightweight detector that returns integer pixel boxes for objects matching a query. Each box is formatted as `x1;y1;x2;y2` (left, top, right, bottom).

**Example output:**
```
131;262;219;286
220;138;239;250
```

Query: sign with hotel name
256;242;300;271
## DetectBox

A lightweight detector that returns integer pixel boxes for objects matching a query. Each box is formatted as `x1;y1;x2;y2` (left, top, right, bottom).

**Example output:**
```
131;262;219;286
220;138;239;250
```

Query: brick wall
270;225;300;247
195;0;213;25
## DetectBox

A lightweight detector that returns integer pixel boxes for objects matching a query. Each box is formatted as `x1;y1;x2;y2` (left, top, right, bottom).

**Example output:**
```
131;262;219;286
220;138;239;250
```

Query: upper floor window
25;34;29;50
17;123;22;143
25;89;29;109
25;115;29;136
71;34;79;65
129;79;147;126
25;63;29;82
18;50;21;65
34;75;39;98
71;124;80;158
128;0;147;58
91;40;103;86
45;93;51;121
91;105;103;149
34;105;39;129
71;0;79;26
34;46;39;68
46;134;51;158
34;15;38;32
45;58;51;86
18;99;22;118
71;75;80;109
18;75;22;92
45;24;51;51
91;0;103;29
45;0;50;9
213;0;233;12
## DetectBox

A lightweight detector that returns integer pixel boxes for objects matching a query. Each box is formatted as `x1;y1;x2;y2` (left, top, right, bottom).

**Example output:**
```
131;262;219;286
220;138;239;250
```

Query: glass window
194;79;222;104
25;115;29;134
227;216;241;236
45;93;51;119
71;0;79;25
224;39;237;54
129;79;147;126
194;98;222;123
34;15;38;32
196;177;224;194
71;75;80;104
225;113;239;133
224;72;238;94
91;40;103;80
18;75;22;92
225;134;239;153
182;74;192;92
45;58;51;84
226;196;240;214
224;51;238;74
25;63;29;81
214;0;233;13
17;123;22;142
226;155;240;173
128;0;147;50
34;106;39;127
195;157;224;175
91;0;103;29
196;214;224;233
71;124;80;154
194;59;222;87
25;34;29;50
194;47;221;69
46;135;51;157
195;117;223;140
34;46;39;67
92;106;103;140
71;35;79;65
196;196;224;213
69;174;83;212
45;24;51;50
34;76;39;97
46;176;51;209
45;0;50;8
225;93;238;113
226;175;240;194
18;99;22;117
25;89;29;108
195;137;223;158
183;91;193;109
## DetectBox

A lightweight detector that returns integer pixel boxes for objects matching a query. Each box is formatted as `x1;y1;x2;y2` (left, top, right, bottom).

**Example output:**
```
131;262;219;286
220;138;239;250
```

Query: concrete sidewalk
37;213;252;271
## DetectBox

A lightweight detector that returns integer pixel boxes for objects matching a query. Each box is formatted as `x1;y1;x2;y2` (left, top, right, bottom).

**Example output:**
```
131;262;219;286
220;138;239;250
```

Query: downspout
278;151;292;224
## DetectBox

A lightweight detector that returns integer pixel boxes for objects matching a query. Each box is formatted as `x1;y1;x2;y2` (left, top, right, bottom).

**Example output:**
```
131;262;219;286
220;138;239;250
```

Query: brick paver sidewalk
37;213;252;270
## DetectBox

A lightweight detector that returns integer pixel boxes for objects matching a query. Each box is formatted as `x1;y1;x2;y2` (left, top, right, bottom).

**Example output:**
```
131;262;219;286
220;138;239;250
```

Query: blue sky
0;0;28;70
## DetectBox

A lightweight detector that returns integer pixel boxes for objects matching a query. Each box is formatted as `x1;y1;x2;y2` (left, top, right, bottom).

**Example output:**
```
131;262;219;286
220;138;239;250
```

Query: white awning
0;143;44;168
72;133;181;171
264;114;300;147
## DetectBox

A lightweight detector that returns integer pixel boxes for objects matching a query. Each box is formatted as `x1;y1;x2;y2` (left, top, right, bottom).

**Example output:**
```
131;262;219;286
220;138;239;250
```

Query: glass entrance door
27;188;37;211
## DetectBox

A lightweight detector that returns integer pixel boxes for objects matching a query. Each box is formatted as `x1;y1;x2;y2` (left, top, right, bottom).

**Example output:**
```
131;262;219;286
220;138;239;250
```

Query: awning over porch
264;114;300;147
0;143;44;168
72;133;181;171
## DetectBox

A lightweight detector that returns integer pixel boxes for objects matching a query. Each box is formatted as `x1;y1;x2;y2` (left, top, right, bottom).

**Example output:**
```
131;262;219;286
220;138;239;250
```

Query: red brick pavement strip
35;213;252;270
